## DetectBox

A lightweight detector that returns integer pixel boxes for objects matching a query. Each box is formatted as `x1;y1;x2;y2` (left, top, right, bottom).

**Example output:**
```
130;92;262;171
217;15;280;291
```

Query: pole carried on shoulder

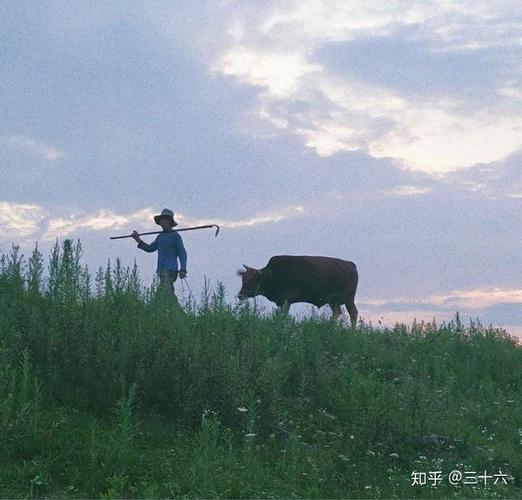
110;224;220;239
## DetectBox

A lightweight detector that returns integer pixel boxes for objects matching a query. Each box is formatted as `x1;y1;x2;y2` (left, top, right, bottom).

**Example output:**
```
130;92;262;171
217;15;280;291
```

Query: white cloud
383;185;432;196
208;0;522;173
498;80;522;101
43;208;155;240
0;203;305;242
6;135;65;161
176;205;305;229
0;201;47;238
366;287;522;312
360;286;522;340
254;1;520;51
368;107;522;172
431;288;522;310
216;47;321;97
43;205;305;239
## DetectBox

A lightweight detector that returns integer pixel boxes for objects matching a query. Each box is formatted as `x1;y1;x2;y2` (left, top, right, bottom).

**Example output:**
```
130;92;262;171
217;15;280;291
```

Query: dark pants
158;270;178;297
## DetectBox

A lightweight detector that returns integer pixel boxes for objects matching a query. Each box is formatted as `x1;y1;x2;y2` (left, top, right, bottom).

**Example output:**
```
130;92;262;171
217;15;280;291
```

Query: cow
237;255;358;330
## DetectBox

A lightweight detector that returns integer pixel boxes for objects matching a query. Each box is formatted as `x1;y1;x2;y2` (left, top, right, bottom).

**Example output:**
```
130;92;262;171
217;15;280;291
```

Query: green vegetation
0;240;520;498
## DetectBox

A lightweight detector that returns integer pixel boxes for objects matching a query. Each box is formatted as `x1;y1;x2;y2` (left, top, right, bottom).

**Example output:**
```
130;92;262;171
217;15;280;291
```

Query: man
132;208;187;296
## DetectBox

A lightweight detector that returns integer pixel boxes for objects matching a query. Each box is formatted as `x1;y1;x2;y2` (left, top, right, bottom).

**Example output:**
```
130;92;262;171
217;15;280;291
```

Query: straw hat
153;208;178;227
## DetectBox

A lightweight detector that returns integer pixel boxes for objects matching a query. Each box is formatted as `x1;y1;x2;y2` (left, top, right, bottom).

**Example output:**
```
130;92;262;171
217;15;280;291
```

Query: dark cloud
481;303;522;326
444;150;522;195
313;37;518;107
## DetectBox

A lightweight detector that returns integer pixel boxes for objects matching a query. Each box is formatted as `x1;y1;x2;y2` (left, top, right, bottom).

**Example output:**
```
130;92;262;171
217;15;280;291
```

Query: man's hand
131;230;141;243
179;270;187;279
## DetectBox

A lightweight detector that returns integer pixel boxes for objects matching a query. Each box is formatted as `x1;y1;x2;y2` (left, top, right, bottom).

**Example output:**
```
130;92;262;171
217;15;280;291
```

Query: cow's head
237;264;263;298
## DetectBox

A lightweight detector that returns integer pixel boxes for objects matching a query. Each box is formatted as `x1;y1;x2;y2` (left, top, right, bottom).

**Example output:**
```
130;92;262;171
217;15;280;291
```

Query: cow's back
263;255;358;307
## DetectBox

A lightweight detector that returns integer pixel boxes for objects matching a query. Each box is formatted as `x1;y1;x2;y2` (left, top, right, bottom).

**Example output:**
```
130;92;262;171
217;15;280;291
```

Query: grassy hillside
0;240;520;498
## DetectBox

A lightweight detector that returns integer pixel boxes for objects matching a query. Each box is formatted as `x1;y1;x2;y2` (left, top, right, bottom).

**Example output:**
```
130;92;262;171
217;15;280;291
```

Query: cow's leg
279;301;290;315
345;295;358;332
330;304;342;320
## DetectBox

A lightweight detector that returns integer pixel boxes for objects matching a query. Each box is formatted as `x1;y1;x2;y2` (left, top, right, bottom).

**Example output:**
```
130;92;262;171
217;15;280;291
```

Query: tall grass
0;240;520;498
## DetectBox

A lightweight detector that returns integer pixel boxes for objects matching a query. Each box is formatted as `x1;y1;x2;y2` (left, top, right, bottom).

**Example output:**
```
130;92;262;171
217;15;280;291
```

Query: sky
1;1;521;337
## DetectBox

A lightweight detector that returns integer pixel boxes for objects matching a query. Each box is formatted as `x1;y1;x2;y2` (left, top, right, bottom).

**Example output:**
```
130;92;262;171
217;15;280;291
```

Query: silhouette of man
132;208;187;296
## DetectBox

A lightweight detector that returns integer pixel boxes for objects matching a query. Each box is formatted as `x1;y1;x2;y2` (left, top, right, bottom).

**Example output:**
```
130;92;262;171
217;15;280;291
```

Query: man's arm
176;234;188;277
132;231;158;252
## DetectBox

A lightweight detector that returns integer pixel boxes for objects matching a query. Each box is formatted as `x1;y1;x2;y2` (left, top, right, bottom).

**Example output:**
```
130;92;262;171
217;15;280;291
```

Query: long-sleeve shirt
137;230;187;273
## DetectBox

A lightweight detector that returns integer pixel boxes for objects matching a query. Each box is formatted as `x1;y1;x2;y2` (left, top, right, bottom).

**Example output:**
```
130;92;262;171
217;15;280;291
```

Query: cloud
498;79;522;101
0;201;47;238
382;184;433;196
42;206;306;240
216;48;321;97
432;288;522;310
6;135;65;161
43;208;155;240
0;202;305;242
207;0;522;173
176;205;305;229
481;303;522;326
363;287;522;314
442;151;522;198
360;287;522;338
255;1;520;51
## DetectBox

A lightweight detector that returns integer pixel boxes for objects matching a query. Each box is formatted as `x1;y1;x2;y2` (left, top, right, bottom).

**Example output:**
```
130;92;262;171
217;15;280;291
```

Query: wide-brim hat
154;208;178;227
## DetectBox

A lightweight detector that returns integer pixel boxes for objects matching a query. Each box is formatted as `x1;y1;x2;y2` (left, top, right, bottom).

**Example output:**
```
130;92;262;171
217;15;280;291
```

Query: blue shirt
137;230;187;273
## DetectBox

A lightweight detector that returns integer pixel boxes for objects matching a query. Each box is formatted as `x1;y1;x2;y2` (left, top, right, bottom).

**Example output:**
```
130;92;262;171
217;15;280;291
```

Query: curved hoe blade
214;224;221;237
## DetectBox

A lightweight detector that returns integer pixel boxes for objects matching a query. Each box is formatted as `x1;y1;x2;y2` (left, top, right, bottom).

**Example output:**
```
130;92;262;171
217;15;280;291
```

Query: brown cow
237;255;358;330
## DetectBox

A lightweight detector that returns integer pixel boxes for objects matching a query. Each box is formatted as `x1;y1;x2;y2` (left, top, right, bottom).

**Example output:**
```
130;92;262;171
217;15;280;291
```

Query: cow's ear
237;269;245;276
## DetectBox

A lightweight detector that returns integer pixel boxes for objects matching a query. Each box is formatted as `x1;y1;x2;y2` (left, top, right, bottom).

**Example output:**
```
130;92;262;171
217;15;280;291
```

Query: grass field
0;240;520;498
